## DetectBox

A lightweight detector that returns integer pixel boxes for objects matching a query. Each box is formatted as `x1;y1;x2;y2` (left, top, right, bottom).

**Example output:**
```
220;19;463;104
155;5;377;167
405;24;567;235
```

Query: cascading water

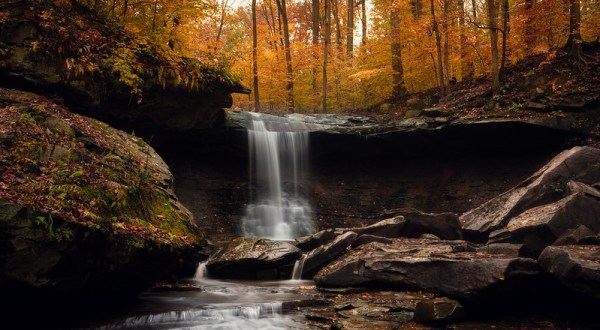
193;261;208;280
242;112;315;240
290;254;306;280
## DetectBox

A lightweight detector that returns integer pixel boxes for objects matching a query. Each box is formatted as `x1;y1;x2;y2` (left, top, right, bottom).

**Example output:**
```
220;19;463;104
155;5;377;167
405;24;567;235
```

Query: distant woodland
48;0;600;112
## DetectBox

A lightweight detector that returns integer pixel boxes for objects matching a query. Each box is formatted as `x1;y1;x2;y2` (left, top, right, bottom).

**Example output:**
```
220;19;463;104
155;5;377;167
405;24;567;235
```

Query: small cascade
193;261;208;280
291;255;306;280
242;112;315;240
97;303;286;329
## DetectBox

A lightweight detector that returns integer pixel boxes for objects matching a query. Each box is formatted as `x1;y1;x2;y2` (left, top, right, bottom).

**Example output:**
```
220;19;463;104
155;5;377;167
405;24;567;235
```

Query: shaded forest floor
352;44;600;146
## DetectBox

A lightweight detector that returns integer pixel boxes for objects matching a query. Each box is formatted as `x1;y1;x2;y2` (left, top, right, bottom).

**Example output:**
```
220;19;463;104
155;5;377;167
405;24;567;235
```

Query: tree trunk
216;0;228;42
333;0;342;52
567;0;583;60
471;0;477;18
442;0;450;88
252;0;261;112
390;5;406;98
458;0;473;79
431;0;446;96
312;0;320;101
523;0;533;55
361;0;367;46
410;0;422;18
122;0;128;18
323;0;331;113
275;0;295;112
346;0;354;57
268;0;279;53
487;0;500;92
499;0;509;80
152;0;158;32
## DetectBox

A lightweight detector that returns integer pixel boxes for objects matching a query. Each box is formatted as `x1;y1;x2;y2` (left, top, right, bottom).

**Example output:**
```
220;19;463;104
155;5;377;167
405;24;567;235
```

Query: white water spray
242;112;315;240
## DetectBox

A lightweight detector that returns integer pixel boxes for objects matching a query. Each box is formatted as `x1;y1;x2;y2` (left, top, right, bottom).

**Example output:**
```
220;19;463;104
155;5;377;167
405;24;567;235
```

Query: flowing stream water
241;112;315;240
88;274;313;329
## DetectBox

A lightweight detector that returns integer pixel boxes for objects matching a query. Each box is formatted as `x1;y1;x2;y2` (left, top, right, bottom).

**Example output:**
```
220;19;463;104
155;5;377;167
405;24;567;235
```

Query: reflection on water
88;278;313;330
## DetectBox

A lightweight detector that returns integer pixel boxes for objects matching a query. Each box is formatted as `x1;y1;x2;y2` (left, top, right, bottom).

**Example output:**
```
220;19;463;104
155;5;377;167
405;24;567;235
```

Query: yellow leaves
347;68;388;81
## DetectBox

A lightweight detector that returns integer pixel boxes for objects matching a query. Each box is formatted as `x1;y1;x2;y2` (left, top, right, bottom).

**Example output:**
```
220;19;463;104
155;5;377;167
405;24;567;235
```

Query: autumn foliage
7;0;600;112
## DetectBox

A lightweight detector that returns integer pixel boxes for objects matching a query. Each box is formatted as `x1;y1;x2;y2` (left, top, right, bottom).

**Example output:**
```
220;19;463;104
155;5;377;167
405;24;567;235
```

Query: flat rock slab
207;237;301;280
539;245;600;299
315;239;539;301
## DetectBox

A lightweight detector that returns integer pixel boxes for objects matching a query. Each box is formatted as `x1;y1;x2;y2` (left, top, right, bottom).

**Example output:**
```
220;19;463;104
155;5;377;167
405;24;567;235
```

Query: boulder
206;237;301;280
315;239;540;301
538;245;600;299
336;216;406;238
385;208;462;240
302;231;358;277
460;146;600;238
296;229;336;252
413;298;466;324
553;225;596;246
488;193;600;257
0;89;207;302
352;234;393;248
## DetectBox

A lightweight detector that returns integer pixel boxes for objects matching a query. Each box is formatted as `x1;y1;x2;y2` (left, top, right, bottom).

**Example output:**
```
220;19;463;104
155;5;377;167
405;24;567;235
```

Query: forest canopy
29;0;600;112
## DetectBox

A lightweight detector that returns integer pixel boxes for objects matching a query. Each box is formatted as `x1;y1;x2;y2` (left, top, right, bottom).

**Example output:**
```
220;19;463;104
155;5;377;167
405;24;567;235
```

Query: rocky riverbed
199;145;600;328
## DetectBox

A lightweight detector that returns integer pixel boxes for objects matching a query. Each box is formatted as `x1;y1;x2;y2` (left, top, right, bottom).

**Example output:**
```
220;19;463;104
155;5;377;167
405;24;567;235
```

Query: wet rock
302;231;358;277
553;225;596;246
460;146;600;239
420;234;441;240
337;216;406;238
476;243;523;257
282;299;328;312
539;245;600;299
385;208;462;240
315;239;540;300
489;193;600;257
295;229;336;252
352;234;393;248
413;297;466;324
206;237;301;280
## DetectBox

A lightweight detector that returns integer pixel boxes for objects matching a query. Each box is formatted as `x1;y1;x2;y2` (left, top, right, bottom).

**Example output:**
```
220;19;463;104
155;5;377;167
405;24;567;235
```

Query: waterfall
291;254;306;280
242;112;315;240
194;261;208;280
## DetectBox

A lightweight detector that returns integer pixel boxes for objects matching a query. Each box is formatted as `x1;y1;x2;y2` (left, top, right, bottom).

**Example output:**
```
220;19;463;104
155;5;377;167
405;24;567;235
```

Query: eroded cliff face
158;114;584;244
0;0;247;136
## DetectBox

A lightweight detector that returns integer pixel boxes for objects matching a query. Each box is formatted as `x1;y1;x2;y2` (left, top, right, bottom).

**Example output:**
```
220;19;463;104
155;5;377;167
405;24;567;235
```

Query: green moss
3;91;202;249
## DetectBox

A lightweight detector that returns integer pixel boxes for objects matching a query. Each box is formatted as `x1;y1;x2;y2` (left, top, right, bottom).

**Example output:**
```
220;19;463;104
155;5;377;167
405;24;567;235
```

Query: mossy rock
0;88;209;300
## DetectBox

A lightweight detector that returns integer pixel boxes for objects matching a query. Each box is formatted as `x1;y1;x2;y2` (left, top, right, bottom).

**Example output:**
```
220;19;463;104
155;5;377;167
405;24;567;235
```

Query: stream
86;277;313;329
